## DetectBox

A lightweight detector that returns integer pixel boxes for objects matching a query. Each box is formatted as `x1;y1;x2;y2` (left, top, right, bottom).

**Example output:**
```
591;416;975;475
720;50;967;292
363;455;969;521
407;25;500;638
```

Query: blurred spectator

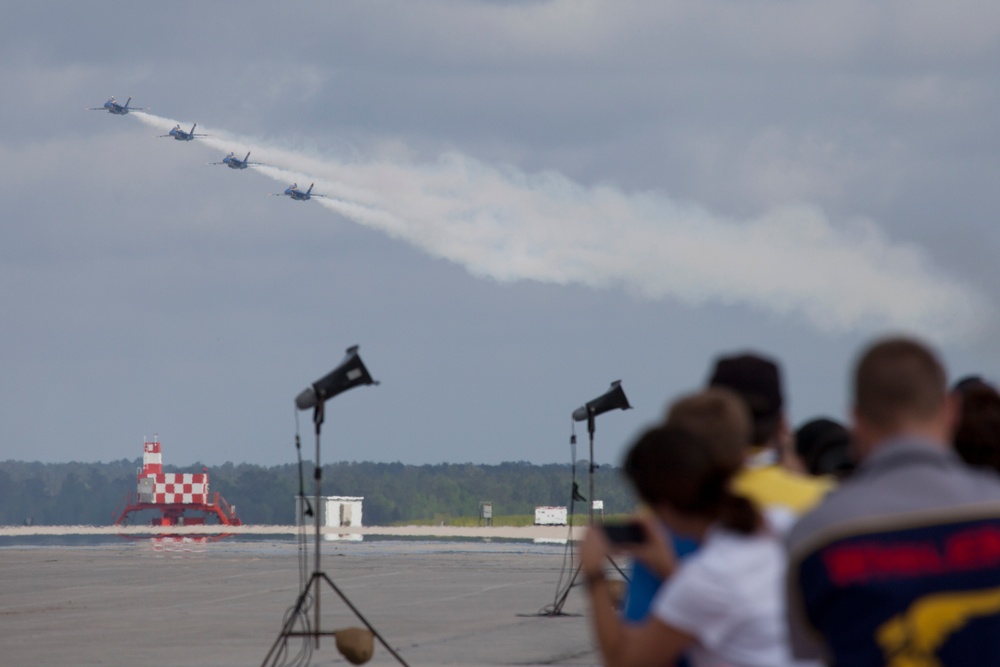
794;417;855;479
953;383;1000;473
582;423;817;667
621;388;751;623
786;337;1000;666
708;352;832;513
621;356;833;626
952;374;994;395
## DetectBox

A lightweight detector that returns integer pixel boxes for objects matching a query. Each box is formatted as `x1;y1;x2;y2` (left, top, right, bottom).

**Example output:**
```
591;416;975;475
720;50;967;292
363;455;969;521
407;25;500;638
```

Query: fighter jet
159;123;208;141
210;151;261;170
273;183;326;201
86;96;146;115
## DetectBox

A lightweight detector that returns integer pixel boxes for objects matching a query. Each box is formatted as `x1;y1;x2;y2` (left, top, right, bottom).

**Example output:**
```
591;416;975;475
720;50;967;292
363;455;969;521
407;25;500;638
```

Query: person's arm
580;527;694;667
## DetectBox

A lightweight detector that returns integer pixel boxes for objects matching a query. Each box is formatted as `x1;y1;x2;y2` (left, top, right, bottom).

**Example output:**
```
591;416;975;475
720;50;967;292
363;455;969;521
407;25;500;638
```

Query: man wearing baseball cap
708;352;832;514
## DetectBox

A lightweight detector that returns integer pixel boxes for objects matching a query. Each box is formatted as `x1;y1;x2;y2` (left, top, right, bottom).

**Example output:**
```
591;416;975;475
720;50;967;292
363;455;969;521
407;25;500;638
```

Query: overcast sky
2;1;998;468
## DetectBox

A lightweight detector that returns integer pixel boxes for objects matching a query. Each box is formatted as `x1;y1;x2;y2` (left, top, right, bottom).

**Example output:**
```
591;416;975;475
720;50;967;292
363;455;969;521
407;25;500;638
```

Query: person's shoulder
687;522;785;580
786;461;1000;555
950;458;1000;493
764;505;798;536
771;466;835;497
784;485;855;554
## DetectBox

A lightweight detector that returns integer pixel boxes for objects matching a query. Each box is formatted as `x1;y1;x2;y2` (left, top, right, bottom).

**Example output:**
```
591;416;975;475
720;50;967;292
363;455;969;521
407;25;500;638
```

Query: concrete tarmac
0;538;601;667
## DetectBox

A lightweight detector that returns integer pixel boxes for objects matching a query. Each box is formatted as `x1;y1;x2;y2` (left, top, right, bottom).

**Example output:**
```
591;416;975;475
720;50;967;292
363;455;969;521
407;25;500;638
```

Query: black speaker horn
295;345;379;410
572;380;631;422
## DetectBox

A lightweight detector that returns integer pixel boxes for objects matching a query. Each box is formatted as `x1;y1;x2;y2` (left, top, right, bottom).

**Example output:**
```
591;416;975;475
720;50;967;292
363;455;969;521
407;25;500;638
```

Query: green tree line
0;459;636;526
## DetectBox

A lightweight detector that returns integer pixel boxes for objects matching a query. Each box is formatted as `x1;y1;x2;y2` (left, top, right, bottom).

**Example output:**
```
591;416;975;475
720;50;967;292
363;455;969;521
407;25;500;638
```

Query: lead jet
273;183;326;201
86;96;145;115
210;151;261;170
160;123;208;141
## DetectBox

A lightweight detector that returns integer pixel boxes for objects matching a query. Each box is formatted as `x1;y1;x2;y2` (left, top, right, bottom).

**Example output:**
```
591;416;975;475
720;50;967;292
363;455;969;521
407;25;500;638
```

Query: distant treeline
0;459;636;526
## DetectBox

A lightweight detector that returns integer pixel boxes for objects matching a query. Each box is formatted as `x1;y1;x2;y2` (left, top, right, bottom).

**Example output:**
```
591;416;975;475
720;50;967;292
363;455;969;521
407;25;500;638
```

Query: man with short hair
786;336;1000;666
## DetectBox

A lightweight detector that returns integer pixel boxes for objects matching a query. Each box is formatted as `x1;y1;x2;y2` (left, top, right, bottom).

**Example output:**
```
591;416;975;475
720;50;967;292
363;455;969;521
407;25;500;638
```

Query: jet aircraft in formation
210;151;261;170
86;96;145;115
88;95;331;203
274;183;326;201
160;124;208;141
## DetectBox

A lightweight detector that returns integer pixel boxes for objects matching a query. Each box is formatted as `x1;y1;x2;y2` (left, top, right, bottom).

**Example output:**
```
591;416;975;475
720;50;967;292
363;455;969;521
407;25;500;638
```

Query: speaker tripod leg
260;570;411;667
260;572;320;667
548;561;583;616
546;552;628;618
317;572;412;667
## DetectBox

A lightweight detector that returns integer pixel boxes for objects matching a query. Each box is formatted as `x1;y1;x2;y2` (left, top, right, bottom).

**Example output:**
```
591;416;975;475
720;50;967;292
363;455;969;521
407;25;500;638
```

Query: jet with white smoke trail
272;182;326;202
131;111;987;342
158;123;208;142
86;95;146;116
209;151;261;170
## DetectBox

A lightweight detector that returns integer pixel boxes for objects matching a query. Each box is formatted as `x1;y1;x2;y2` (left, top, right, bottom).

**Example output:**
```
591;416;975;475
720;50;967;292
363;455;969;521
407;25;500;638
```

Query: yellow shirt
732;449;834;515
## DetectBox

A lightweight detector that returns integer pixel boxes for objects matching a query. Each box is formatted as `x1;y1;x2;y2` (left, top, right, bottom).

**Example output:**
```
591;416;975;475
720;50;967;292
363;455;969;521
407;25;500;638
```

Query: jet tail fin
124;97;131;108
190;123;197;134
306;183;314;195
244;152;251;162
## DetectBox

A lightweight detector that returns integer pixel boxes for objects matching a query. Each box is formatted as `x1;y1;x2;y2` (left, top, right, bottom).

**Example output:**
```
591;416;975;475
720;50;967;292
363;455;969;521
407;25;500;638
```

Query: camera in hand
602;521;646;545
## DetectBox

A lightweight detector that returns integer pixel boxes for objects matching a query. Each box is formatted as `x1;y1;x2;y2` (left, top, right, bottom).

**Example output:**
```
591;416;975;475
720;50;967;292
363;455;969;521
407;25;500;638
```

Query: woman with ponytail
581;420;818;667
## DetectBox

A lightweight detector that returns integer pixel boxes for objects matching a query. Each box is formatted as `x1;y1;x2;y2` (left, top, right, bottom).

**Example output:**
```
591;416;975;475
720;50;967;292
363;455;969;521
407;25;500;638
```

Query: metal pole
313;402;324;649
588;411;595;526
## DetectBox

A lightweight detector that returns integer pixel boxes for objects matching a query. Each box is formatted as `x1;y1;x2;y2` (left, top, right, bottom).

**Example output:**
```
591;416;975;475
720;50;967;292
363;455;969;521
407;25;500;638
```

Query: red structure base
114;491;242;527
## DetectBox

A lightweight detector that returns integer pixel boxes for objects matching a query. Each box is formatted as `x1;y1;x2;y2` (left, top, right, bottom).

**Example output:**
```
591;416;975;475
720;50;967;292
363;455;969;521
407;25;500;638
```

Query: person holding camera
581;421;817;667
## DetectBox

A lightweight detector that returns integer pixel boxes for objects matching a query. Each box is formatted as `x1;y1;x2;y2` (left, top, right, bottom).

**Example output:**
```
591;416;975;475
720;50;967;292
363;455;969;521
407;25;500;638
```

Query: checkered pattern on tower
138;436;209;504
146;473;209;504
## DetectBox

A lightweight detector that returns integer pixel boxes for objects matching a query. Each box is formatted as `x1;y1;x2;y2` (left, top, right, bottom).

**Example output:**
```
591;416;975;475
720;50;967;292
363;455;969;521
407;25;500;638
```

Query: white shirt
651;511;818;667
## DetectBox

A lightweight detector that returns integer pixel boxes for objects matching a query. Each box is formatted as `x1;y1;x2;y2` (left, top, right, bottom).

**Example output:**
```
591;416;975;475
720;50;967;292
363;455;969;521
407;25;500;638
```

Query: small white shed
325;496;364;529
295;495;364;541
534;506;568;526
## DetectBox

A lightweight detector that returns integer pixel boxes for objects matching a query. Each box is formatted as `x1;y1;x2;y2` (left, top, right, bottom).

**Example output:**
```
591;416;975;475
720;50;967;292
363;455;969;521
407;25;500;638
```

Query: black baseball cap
708;353;783;419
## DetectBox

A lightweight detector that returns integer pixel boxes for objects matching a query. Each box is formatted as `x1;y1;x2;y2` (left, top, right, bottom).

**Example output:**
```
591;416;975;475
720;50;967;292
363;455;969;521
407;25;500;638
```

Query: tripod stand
261;402;410;667
539;413;628;617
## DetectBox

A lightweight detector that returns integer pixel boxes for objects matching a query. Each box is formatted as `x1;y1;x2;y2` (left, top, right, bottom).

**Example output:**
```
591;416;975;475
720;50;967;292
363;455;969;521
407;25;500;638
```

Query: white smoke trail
133;112;987;342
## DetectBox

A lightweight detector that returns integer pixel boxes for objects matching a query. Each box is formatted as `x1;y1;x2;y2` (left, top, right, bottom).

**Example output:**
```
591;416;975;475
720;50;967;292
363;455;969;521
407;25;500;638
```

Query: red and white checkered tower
138;435;209;505
113;435;241;527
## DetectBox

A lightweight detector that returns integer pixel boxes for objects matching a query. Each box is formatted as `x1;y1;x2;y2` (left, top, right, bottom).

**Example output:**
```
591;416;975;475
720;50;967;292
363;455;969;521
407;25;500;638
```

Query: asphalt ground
0;538;600;667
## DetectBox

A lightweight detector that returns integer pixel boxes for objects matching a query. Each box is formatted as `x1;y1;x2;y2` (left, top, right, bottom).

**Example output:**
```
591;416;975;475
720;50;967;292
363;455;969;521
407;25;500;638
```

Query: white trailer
295;495;364;541
534;506;568;526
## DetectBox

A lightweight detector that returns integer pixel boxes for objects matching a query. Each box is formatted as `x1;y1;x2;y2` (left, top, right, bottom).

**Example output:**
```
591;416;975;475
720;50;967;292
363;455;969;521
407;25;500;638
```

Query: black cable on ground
535;422;583;616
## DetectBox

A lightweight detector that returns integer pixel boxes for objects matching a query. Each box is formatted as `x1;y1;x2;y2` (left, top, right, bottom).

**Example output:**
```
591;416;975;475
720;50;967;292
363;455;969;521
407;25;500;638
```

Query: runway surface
0;537;600;666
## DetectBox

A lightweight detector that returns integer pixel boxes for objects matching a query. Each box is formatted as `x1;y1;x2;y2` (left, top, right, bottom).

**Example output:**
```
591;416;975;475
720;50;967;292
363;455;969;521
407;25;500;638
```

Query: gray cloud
1;1;997;466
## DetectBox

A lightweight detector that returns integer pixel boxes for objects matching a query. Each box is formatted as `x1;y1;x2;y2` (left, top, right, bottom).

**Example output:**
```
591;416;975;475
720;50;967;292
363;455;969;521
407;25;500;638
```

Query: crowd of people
581;335;1000;667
